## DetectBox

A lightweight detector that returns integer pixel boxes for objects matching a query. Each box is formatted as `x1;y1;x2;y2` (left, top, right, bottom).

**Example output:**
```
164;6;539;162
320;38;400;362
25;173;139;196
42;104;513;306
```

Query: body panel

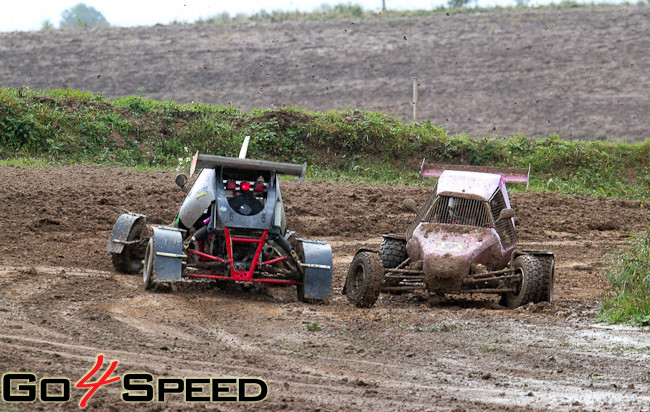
152;226;184;282
178;169;216;229
300;239;334;299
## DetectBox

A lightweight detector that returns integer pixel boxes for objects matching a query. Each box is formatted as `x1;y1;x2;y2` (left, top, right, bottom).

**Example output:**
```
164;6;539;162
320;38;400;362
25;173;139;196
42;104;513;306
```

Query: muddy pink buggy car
344;162;554;308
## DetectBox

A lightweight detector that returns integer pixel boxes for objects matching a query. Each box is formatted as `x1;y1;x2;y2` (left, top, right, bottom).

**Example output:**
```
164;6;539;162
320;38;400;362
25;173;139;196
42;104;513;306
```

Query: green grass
599;228;650;326
193;1;648;26
1;86;648;201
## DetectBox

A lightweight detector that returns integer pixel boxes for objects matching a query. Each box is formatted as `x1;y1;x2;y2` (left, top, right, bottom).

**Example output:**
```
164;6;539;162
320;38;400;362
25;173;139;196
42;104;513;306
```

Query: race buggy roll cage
140;151;332;301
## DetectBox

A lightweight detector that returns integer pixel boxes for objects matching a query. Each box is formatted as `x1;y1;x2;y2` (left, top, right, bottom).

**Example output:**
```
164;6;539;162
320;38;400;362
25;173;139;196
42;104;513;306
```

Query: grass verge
0;86;648;201
599;227;650;326
194;2;648;26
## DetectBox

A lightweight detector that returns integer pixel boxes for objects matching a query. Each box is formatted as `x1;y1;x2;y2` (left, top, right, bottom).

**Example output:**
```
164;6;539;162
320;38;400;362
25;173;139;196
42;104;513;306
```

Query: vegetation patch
599;227;650;326
0;86;648;201
194;1;647;26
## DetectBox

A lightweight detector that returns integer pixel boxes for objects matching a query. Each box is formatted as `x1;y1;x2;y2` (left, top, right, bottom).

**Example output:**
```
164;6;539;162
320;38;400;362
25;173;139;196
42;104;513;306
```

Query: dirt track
1;6;648;142
1;165;649;410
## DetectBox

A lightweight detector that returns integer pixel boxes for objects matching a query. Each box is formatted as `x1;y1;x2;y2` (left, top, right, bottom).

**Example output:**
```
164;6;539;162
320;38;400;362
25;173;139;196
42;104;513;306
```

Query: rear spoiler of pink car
420;159;530;188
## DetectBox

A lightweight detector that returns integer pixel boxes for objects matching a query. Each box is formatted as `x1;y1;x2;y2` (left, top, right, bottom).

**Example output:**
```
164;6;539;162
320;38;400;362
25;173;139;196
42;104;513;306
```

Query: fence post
412;77;419;123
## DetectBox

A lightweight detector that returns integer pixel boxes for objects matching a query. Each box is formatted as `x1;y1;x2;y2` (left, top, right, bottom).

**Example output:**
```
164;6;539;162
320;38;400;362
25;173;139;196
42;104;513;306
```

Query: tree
447;0;471;9
40;20;54;30
60;3;109;28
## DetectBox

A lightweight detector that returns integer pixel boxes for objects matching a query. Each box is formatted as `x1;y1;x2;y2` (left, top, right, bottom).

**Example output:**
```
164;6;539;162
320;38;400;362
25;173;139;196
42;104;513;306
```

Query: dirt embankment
1;165;649;410
1;6;648;141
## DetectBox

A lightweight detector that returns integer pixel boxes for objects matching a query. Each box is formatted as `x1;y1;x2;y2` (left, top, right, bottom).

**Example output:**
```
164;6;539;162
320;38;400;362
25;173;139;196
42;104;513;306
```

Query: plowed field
0;6;648;141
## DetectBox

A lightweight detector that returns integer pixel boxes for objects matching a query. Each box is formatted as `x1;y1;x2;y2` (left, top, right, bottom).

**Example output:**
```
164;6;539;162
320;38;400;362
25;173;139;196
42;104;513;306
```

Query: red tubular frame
184;272;298;285
185;227;293;284
186;249;225;262
261;256;288;265
225;227;267;281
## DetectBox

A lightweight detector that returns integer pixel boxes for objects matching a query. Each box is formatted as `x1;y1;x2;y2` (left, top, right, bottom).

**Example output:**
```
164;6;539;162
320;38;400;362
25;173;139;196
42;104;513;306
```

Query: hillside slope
0;6;647;141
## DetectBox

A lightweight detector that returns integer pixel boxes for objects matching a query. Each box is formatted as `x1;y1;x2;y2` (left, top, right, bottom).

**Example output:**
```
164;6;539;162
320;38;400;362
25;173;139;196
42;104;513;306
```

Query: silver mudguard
299;239;333;300
106;213;146;253
151;226;184;282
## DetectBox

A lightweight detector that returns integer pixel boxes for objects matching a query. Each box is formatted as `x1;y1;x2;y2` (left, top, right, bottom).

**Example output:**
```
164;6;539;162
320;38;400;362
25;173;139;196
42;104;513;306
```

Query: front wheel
503;255;543;308
380;237;408;289
344;252;384;308
534;255;555;303
111;219;147;274
380;237;408;269
142;237;158;290
296;281;307;303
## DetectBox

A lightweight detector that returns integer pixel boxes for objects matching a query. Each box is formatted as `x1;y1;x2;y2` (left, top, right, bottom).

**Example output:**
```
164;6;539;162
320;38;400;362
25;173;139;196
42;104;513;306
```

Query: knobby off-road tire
111;219;147;274
296;281;307;303
533;255;555;303
295;243;309;303
380;237;408;288
380;237;408;268
142;237;159;291
345;252;384;308
503;254;544;308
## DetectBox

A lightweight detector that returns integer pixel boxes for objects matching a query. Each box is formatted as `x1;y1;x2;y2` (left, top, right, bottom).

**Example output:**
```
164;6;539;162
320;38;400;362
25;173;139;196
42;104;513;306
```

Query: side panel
152;226;184;282
106;213;146;253
300;239;333;300
178;169;217;229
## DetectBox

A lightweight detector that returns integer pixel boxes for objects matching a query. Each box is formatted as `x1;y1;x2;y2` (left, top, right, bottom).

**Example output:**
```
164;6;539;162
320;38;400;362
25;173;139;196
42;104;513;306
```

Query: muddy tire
111;219;147;274
296;245;308;303
533;255;555;303
142;237;158;290
503;255;543;308
345;251;384;308
380;237;408;268
380;237;408;288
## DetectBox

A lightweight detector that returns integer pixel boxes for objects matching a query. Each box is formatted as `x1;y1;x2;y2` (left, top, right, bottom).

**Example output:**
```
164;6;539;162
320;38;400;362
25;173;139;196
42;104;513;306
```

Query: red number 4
75;354;121;408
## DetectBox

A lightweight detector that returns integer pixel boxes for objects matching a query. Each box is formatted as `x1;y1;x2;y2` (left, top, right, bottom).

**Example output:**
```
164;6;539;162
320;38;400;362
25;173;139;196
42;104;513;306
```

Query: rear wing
420;159;530;188
190;152;307;183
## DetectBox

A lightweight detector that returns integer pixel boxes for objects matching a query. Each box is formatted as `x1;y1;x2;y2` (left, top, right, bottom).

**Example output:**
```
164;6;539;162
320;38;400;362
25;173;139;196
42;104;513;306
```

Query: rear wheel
142;237;158;290
345;252;384;308
503;255;543;308
111;220;147;274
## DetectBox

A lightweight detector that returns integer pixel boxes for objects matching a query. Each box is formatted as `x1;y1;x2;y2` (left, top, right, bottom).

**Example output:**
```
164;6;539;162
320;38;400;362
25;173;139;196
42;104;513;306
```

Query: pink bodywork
406;170;517;293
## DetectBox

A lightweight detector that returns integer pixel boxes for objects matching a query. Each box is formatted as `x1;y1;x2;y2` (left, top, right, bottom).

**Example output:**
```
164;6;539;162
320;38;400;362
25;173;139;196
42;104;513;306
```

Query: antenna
239;135;250;159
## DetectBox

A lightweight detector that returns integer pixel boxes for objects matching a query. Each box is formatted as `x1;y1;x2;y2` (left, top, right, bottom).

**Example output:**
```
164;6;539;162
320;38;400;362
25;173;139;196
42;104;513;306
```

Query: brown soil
1;165;649;410
1;6;648;142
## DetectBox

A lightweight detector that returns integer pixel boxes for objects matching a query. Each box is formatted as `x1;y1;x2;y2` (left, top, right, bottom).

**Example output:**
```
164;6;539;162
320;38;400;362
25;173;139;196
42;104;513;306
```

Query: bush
0;86;647;201
599;227;650;326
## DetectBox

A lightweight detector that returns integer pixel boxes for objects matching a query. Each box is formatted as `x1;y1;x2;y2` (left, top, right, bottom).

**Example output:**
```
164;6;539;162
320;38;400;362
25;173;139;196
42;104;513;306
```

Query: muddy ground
1;6;648;142
0;165;649;410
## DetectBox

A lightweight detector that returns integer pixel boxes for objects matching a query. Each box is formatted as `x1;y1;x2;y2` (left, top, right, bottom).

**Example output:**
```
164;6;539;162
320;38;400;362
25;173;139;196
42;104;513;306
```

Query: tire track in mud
1;166;649;410
4;329;646;411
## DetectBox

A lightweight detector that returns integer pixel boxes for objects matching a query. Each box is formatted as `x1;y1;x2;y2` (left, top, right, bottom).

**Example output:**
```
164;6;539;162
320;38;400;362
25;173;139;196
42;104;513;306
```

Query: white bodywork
178;168;216;228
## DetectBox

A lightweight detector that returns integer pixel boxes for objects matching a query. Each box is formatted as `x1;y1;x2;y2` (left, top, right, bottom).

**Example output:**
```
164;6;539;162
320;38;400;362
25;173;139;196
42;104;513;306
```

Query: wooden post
382;0;386;12
412;77;419;123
